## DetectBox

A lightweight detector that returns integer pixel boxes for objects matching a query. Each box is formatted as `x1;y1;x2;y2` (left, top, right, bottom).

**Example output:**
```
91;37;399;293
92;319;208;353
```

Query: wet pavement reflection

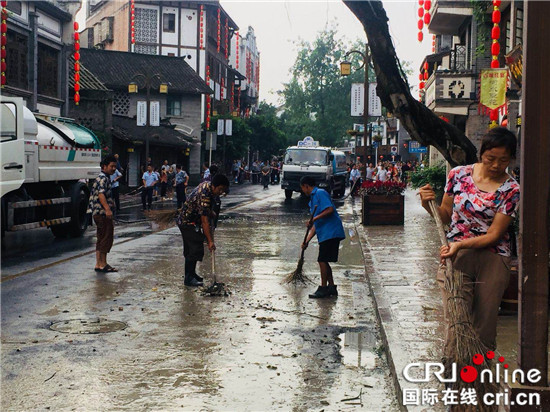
1;185;398;410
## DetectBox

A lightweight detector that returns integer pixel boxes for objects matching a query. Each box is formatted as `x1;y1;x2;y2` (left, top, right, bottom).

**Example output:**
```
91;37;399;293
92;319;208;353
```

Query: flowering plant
357;180;406;196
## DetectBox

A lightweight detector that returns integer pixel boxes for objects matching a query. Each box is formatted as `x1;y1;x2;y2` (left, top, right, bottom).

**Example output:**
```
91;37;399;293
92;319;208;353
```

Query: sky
77;1;432;106
221;0;433;105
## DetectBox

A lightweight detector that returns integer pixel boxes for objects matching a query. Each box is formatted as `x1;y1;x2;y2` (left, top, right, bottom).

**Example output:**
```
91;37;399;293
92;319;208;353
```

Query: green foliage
208;115;252;161
408;163;447;197
279;27;411;148
471;0;491;56
280;28;373;147
247;102;289;160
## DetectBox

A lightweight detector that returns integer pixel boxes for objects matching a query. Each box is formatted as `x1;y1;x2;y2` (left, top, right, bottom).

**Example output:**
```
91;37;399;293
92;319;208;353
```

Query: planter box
361;194;404;226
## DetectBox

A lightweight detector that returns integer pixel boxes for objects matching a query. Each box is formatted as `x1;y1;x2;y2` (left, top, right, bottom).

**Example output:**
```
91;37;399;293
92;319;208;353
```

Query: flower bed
357;180;406;196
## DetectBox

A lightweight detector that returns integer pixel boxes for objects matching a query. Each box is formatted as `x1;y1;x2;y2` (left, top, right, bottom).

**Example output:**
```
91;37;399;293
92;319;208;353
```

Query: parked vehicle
1;96;101;240
281;137;347;199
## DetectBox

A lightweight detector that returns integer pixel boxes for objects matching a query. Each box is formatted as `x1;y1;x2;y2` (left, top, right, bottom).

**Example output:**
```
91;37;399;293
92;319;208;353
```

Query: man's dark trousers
176;184;186;209
112;186;120;211
141;186;153;210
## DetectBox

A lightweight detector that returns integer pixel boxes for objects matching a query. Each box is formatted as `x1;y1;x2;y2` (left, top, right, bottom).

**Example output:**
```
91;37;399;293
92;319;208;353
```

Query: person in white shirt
376;167;389;182
366;163;376;181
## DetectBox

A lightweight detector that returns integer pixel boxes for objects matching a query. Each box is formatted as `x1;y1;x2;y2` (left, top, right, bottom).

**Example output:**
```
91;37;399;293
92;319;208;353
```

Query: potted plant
358;180;406;225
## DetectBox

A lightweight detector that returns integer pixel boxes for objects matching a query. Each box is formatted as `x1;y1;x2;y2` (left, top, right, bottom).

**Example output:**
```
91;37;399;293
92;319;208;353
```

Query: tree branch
343;0;478;166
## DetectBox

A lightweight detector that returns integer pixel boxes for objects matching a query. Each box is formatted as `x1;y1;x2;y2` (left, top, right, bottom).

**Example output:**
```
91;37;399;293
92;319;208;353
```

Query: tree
248;102;288;160
280;28;371;147
343;1;477;167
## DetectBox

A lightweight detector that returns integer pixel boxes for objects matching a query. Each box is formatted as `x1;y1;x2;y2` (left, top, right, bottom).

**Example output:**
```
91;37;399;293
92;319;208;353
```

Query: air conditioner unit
101;17;114;42
93;22;102;46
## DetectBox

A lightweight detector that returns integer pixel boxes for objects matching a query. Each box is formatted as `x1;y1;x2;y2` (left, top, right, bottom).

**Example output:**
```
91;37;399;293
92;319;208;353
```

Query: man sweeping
300;176;345;299
176;174;230;287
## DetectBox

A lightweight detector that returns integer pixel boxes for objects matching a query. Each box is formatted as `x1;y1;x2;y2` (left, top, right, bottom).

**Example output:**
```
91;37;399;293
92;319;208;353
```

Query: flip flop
97;264;118;273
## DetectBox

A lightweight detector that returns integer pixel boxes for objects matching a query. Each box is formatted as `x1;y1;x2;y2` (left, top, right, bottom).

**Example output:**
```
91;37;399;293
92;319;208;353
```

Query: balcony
428;0;473;35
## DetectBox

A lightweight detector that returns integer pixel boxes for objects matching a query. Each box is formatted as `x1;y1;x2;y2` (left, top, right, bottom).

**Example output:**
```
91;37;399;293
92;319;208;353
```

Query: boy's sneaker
193;273;204;282
308;286;330;299
328;284;338;297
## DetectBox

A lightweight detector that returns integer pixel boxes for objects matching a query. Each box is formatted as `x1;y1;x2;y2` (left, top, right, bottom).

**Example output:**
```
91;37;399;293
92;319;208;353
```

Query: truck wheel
285;189;293;200
69;186;90;237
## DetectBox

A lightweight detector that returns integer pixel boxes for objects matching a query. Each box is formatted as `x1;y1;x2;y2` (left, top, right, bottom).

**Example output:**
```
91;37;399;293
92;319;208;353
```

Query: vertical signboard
137;101;147;126
217;119;224;135
368;83;382;116
225;119;233;136
150;101;160;126
351;83;364;116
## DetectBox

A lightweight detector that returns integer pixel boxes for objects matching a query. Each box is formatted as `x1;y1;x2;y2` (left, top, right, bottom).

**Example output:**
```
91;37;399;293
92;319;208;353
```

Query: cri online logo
403;351;542;385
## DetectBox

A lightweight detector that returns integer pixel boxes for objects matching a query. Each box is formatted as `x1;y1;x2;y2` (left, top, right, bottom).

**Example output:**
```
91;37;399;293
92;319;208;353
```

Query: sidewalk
352;189;446;411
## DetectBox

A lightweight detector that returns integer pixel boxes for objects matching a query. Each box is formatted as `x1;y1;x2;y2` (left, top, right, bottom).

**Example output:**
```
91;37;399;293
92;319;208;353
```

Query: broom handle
300;205;318;258
211;249;216;273
428;199;453;270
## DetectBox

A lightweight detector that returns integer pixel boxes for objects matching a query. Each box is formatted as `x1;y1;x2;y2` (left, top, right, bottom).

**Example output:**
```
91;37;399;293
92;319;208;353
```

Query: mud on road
1;191;398;410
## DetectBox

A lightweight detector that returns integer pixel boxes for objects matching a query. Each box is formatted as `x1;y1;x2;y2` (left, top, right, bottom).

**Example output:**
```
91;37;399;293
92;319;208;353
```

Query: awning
111;115;192;148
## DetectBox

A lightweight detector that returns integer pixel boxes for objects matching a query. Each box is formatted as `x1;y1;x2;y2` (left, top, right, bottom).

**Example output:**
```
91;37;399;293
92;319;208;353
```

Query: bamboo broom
428;199;498;411
285;206;317;284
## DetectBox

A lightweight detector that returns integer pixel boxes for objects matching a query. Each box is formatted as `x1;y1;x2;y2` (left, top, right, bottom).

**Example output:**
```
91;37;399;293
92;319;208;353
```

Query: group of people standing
227;159;282;188
349;159;423;185
141;160;189;210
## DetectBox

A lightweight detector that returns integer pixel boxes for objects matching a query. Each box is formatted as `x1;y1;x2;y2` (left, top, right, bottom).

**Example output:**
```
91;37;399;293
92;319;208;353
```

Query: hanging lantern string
130;0;135;45
73;21;80;105
217;8;220;53
199;5;204;50
235;31;239;69
490;0;501;127
1;0;8;88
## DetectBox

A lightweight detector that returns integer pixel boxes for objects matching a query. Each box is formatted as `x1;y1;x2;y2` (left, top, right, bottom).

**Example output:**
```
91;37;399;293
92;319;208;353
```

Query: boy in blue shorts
300;176;346;299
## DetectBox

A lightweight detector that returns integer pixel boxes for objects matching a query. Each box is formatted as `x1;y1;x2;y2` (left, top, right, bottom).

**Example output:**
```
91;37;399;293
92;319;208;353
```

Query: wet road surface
1;184;398;410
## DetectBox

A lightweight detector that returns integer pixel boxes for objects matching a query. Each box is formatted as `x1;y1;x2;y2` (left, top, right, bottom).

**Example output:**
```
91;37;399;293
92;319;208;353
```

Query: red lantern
418;7;424;17
418;31;423;42
74;83;80;92
419;81;425;89
424;0;431;10
492;10;501;24
1;9;7;20
1;60;5;72
0;1;6;7
491;42;500;56
74;93;80;103
424;71;429;80
74;22;79;31
491;26;500;40
1;23;6;33
490;109;498;121
74;52;80;61
418;73;423;81
1;75;5;85
1;48;5;59
419;0;424;5
74;62;80;72
1;35;5;46
74;73;80;82
418;19;423;30
423;61;429;71
74;42;80;51
493;0;501;6
423;12;431;25
491;59;500;68
74;32;80;41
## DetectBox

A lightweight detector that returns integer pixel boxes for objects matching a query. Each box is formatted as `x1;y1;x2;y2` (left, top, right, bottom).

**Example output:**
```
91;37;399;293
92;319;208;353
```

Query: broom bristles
285;257;312;284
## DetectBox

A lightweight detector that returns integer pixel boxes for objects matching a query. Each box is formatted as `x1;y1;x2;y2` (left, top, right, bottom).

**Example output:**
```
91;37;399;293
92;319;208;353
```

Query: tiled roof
68;56;109;91
78;48;213;95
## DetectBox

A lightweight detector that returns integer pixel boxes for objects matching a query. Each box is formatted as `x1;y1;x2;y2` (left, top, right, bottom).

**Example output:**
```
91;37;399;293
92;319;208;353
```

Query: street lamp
128;72;169;163
340;44;370;163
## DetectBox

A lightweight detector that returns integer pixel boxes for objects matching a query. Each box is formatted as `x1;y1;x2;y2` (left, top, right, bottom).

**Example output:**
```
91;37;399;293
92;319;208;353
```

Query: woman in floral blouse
418;127;520;351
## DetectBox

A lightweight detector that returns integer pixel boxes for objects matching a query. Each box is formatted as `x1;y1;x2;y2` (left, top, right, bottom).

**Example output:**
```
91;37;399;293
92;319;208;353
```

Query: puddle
50;318;127;334
338;331;378;368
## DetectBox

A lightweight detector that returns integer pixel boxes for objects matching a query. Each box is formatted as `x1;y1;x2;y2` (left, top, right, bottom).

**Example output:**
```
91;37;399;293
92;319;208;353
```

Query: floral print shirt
176;181;214;227
445;165;520;257
87;172;114;216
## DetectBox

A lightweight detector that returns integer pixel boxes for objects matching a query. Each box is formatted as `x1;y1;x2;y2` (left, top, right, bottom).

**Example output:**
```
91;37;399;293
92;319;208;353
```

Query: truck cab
281;137;348;199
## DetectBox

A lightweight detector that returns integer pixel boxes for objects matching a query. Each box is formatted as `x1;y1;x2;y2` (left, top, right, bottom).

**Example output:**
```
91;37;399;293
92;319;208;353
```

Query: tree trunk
344;1;478;167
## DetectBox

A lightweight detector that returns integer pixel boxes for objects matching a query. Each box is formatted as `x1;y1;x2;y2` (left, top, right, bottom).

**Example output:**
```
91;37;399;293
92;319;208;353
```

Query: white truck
1;96;101;239
281;137;348;200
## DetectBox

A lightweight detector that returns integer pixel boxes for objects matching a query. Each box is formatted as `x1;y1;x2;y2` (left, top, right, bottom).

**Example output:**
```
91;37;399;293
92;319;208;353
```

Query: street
1;184;398;411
